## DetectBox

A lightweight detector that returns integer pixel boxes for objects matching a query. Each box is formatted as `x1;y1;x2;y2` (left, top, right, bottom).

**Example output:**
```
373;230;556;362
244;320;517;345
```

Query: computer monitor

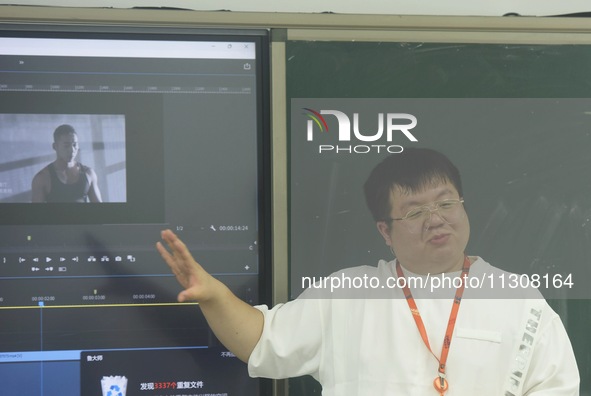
0;22;271;396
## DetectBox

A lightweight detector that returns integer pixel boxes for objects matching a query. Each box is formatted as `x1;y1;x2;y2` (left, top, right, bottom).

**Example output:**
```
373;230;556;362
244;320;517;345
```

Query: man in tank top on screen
32;124;102;203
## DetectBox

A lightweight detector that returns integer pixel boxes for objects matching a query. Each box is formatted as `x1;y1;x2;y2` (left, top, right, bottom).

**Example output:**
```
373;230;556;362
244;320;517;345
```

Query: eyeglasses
387;198;465;234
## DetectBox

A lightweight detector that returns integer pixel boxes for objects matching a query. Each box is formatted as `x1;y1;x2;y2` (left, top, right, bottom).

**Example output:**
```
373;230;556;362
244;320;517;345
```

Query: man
157;148;579;395
32;124;102;203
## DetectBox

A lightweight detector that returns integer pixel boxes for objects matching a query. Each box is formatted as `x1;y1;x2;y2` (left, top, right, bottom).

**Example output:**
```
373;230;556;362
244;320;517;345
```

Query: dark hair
53;124;77;142
363;148;463;222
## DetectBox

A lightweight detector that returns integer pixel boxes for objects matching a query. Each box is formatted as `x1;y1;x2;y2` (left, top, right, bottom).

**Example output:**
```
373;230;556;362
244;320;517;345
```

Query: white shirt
248;257;579;395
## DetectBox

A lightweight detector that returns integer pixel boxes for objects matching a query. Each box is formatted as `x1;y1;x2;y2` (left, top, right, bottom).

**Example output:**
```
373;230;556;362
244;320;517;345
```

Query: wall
0;0;591;17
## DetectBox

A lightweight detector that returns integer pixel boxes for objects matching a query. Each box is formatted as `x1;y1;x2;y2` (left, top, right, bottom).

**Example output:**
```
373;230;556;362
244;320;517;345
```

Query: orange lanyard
395;256;471;395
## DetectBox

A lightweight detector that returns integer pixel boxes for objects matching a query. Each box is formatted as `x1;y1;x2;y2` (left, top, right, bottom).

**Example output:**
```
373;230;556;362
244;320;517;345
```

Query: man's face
53;132;79;163
377;181;470;274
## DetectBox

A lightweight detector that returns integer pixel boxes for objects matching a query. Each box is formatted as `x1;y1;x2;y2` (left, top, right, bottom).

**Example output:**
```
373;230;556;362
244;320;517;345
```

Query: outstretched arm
156;229;264;362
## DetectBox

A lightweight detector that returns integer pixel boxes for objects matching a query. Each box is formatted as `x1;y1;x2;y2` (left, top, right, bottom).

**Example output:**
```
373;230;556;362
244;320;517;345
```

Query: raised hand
156;229;217;303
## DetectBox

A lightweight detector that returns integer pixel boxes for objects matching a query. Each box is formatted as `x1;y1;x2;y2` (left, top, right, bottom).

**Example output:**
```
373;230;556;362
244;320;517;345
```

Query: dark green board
286;40;591;394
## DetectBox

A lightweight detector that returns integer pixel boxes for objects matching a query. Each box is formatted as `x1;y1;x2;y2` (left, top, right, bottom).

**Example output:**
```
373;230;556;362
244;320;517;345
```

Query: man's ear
376;221;392;247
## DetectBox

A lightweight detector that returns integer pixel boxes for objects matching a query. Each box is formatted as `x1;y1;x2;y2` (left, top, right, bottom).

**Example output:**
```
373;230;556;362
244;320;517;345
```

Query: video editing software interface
0;25;271;396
